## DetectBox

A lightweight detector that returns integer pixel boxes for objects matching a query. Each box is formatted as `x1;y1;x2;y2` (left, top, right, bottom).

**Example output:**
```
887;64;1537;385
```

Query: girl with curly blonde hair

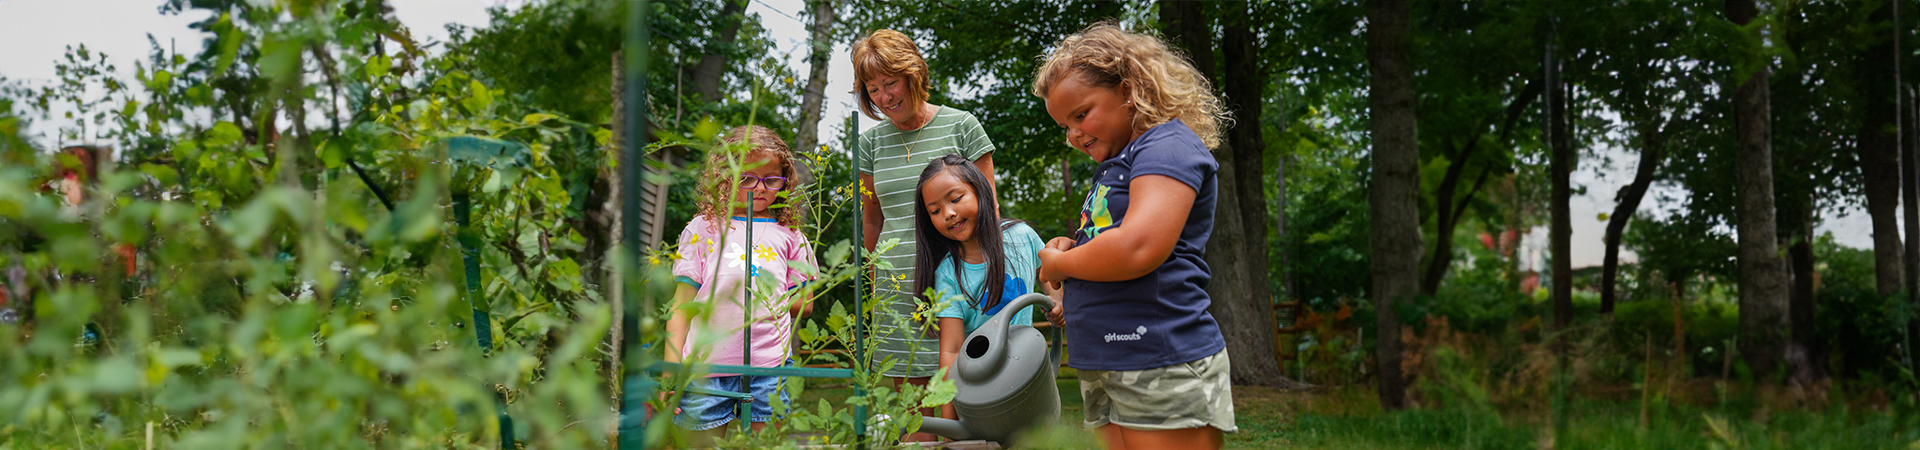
1032;22;1237;450
663;125;817;445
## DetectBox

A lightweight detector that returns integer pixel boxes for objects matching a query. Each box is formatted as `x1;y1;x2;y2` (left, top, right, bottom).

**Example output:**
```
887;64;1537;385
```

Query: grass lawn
797;375;1915;449
794;372;1292;449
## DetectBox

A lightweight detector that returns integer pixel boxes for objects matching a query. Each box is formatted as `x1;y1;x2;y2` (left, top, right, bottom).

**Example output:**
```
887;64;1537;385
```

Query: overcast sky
0;0;1880;260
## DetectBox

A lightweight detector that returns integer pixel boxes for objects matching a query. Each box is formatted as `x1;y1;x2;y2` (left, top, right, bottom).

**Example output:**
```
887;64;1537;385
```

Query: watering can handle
1049;321;1063;369
996;292;1065;369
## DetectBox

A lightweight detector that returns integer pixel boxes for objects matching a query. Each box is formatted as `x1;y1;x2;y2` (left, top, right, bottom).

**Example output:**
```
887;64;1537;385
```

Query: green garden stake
453;190;514;449
852;112;869;450
443;135;535;450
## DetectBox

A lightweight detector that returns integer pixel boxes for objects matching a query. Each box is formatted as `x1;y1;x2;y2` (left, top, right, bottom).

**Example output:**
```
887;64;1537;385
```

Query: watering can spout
919;417;972;441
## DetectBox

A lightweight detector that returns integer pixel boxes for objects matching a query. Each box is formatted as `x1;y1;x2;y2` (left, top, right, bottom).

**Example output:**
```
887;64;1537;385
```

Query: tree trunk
1547;29;1573;334
1160;0;1292;388
1277;105;1294;303
1906;85;1920;366
1859;0;1906;300
689;0;749;103
1219;7;1291;388
1785;191;1824;385
605;48;627;442
1367;0;1420;411
793;0;837;207
1601;124;1667;314
1727;0;1790;380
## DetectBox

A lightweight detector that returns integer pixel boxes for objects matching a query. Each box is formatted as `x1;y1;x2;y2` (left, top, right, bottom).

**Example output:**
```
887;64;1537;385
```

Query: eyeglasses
736;175;788;190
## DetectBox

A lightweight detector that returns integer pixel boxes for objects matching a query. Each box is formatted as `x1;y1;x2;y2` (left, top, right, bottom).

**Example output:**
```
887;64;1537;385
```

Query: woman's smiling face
1044;74;1139;162
865;74;923;126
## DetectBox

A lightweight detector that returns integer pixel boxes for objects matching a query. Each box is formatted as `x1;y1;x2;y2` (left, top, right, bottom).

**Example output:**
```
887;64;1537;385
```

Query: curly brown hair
1031;22;1231;150
696;125;801;231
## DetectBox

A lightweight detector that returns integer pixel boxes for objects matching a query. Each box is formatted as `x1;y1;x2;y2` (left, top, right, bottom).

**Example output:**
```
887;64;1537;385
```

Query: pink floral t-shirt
671;215;816;376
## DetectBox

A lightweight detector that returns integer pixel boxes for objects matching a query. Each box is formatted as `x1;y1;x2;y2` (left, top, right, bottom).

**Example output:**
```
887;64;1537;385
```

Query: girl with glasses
662;125;817;446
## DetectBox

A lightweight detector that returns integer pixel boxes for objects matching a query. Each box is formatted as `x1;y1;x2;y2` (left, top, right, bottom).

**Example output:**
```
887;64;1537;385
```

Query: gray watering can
918;292;1062;447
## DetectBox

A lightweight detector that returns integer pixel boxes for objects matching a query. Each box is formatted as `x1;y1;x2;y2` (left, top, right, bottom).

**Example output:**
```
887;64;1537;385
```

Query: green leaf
258;37;304;83
212;15;242;74
693;116;722;142
444;135;532;171
207;121;243;147
825;240;851;267
91;357;143;393
522;113;559;126
462;79;493;114
319;138;346;169
482;170;505;194
140;163;180;186
547;259;583;293
120;100;139;118
365;54;391;80
149;70;172;90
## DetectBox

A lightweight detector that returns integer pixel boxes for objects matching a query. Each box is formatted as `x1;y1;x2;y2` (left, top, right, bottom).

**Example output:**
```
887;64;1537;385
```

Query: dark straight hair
912;153;1018;313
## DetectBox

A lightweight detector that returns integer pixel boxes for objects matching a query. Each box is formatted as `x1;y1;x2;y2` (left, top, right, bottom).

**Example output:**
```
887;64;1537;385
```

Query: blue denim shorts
673;372;791;431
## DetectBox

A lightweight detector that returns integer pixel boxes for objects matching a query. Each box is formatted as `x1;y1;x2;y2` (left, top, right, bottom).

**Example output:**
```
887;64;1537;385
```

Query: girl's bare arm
1038;175;1195;283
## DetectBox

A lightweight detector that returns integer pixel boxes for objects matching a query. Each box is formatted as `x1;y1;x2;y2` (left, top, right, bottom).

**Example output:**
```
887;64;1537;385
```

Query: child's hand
1038;247;1065;285
1046;290;1065;327
657;390;682;415
1045;237;1077;253
1037;237;1076;285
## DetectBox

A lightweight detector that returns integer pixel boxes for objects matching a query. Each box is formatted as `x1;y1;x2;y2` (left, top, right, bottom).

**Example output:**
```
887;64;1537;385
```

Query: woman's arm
937;316;965;420
1037;175;1195;283
973;151;998;196
861;173;883;252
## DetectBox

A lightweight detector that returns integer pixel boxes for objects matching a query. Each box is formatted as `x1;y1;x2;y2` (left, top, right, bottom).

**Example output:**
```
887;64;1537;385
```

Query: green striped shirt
859;105;996;377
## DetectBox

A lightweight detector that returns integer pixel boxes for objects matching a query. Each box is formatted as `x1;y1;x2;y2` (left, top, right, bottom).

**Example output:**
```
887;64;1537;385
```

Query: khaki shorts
1079;349;1237;433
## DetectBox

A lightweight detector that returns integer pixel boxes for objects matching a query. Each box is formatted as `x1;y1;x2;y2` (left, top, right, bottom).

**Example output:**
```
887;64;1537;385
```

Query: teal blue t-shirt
932;222;1043;335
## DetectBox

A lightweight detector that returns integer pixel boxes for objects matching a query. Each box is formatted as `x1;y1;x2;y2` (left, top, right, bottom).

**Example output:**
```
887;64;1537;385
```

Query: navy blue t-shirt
1063;118;1225;371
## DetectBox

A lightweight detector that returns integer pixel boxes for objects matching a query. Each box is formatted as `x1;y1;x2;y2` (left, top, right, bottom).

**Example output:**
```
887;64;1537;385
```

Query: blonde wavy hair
850;29;931;121
1032;22;1230;150
697;125;800;230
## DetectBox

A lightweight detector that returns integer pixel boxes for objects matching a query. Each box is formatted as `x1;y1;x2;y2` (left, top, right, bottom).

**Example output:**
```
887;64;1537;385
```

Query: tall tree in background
1546;17;1573;333
1411;1;1540;297
1160;0;1289;388
792;0;839;216
794;0;838;170
689;0;750;104
1223;2;1289;388
1567;1;1709;314
1856;0;1906;301
1903;3;1920;369
1725;0;1790;379
1367;0;1419;410
1768;0;1864;385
